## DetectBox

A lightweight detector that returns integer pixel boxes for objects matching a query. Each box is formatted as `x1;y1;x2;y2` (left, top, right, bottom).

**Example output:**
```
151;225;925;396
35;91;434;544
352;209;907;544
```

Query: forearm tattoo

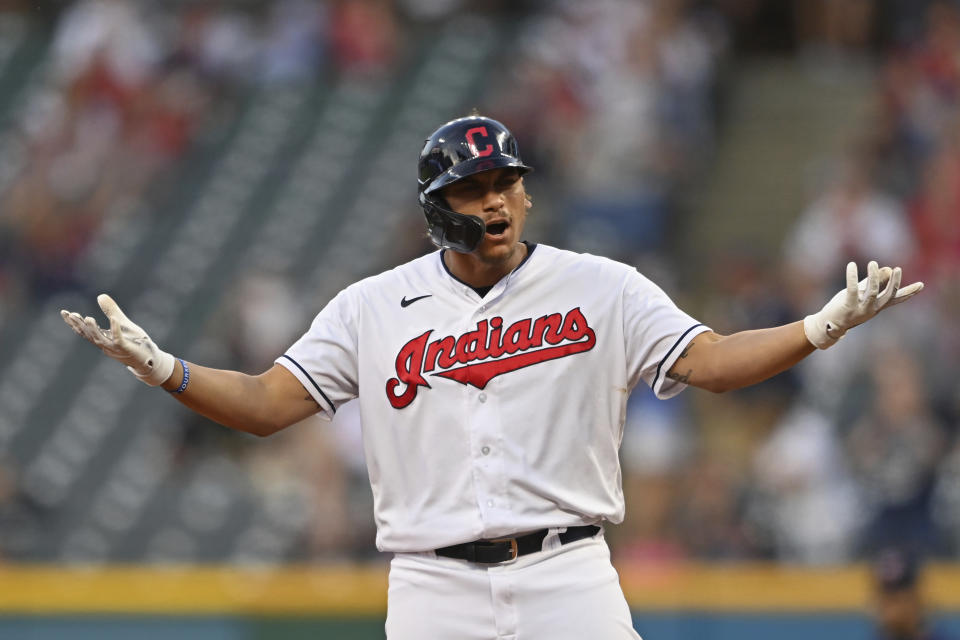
667;340;694;383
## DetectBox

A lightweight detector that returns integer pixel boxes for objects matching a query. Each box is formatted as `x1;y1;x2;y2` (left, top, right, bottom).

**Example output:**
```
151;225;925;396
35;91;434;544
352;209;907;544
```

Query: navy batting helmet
418;116;532;253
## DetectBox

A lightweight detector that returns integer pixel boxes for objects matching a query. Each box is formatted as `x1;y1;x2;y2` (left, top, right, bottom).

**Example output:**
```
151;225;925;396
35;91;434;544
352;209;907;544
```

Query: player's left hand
803;260;924;349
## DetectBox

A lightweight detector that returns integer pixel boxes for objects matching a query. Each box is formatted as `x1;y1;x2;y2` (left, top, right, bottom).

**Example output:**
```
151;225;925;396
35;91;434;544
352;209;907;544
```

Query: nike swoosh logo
400;294;432;308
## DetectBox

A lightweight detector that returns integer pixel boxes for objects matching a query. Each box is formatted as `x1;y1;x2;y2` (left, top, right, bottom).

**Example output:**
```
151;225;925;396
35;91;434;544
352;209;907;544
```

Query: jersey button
481;446;491;455
478;392;487;403
486;499;494;507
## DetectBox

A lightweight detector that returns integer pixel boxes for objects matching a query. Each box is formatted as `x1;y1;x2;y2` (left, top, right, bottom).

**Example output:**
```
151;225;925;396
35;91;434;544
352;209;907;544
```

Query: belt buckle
488;537;519;564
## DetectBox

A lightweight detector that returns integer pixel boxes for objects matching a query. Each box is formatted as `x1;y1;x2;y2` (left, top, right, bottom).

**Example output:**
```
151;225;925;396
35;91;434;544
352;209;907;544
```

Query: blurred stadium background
0;0;959;638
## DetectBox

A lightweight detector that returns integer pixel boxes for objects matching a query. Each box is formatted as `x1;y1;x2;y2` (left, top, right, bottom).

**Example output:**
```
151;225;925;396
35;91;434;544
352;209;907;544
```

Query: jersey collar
439;241;538;293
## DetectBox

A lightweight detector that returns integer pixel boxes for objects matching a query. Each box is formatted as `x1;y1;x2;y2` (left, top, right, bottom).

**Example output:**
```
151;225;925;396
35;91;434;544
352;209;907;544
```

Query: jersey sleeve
276;287;360;420
622;269;712;399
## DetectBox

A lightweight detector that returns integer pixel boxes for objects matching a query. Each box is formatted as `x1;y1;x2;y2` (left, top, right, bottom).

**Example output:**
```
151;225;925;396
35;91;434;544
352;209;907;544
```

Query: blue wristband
170;358;190;394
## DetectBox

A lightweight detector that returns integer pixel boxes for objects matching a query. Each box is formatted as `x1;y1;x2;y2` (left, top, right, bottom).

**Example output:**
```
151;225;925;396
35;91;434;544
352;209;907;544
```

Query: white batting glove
60;294;176;386
803;261;924;349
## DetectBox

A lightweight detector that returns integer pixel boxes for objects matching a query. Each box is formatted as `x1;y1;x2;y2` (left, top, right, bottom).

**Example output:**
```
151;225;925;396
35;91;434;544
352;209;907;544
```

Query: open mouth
486;221;508;236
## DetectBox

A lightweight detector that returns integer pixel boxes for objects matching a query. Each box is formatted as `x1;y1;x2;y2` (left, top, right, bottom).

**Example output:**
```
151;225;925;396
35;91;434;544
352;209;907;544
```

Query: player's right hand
803;260;924;349
61;294;176;386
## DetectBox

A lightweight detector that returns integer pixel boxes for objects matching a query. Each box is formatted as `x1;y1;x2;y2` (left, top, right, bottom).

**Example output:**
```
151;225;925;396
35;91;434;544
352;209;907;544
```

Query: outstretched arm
158;360;320;436
665;323;812;393
668;261;923;393
62;294;319;436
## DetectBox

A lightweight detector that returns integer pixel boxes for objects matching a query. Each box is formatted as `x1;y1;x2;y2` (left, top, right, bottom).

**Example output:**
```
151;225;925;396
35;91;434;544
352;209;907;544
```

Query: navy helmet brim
422;156;532;195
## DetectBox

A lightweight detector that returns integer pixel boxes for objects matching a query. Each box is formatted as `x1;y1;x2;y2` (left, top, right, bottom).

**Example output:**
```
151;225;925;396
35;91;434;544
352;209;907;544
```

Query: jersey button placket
471;384;509;522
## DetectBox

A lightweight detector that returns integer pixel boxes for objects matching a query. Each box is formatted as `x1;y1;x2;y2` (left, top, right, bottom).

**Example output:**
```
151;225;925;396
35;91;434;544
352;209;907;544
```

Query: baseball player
61;115;923;639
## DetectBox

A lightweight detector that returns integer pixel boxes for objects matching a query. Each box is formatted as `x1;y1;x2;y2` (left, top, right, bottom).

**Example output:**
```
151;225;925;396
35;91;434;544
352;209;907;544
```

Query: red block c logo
465;126;494;157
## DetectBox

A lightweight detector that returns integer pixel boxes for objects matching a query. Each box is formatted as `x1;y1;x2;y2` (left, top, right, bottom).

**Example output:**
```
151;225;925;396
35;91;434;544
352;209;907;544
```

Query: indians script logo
386;307;596;408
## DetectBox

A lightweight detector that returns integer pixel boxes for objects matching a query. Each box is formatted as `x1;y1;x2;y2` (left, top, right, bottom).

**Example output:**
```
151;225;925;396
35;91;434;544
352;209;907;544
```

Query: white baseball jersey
278;243;710;553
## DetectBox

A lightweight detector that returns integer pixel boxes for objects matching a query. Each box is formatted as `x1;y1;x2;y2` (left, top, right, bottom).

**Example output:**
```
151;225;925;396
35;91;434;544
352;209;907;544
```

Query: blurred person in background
750;399;862;563
872;547;954;640
783;148;914;312
0;457;42;561
778;147;917;420
933;441;960;557
494;0;726;261
847;345;949;558
907;140;960;290
329;0;398;77
874;1;960;196
675;450;752;559
615;391;692;564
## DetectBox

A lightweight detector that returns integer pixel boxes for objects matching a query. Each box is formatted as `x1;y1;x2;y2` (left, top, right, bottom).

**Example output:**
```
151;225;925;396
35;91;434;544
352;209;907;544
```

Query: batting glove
803;260;924;349
61;294;176;386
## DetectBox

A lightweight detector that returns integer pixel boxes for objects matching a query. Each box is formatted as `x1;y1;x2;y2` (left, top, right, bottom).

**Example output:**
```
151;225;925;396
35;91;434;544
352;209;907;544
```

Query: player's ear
524;190;533;210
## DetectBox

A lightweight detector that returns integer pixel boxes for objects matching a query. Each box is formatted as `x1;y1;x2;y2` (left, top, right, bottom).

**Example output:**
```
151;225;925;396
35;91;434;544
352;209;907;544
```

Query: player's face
441;167;531;263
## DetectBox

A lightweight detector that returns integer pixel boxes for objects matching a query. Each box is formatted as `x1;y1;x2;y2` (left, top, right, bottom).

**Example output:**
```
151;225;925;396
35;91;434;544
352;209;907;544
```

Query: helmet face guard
418;116;532;253
419;191;487;254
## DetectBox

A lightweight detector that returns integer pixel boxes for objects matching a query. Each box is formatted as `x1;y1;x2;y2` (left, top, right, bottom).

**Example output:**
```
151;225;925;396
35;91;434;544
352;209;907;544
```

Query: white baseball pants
385;530;642;639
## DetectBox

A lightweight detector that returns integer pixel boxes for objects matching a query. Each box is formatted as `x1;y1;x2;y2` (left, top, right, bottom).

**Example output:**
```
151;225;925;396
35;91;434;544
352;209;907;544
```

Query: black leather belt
435;525;601;564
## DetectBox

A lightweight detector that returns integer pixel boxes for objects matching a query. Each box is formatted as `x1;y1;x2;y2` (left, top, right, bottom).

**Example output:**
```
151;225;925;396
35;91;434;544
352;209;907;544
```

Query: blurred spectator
492;0;727;261
674;451;750;559
846;346;949;557
933;442;960;556
243;417;354;559
749;400;862;563
187;6;262;84
795;0;876;69
224;272;306;373
329;0;398;77
877;1;960;188
908;142;960;290
700;250;796;347
328;398;378;558
783;149;914;309
397;0;465;22
0;457;43;559
0;0;227;299
259;0;327;84
616;390;692;565
50;0;163;88
871;547;955;640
